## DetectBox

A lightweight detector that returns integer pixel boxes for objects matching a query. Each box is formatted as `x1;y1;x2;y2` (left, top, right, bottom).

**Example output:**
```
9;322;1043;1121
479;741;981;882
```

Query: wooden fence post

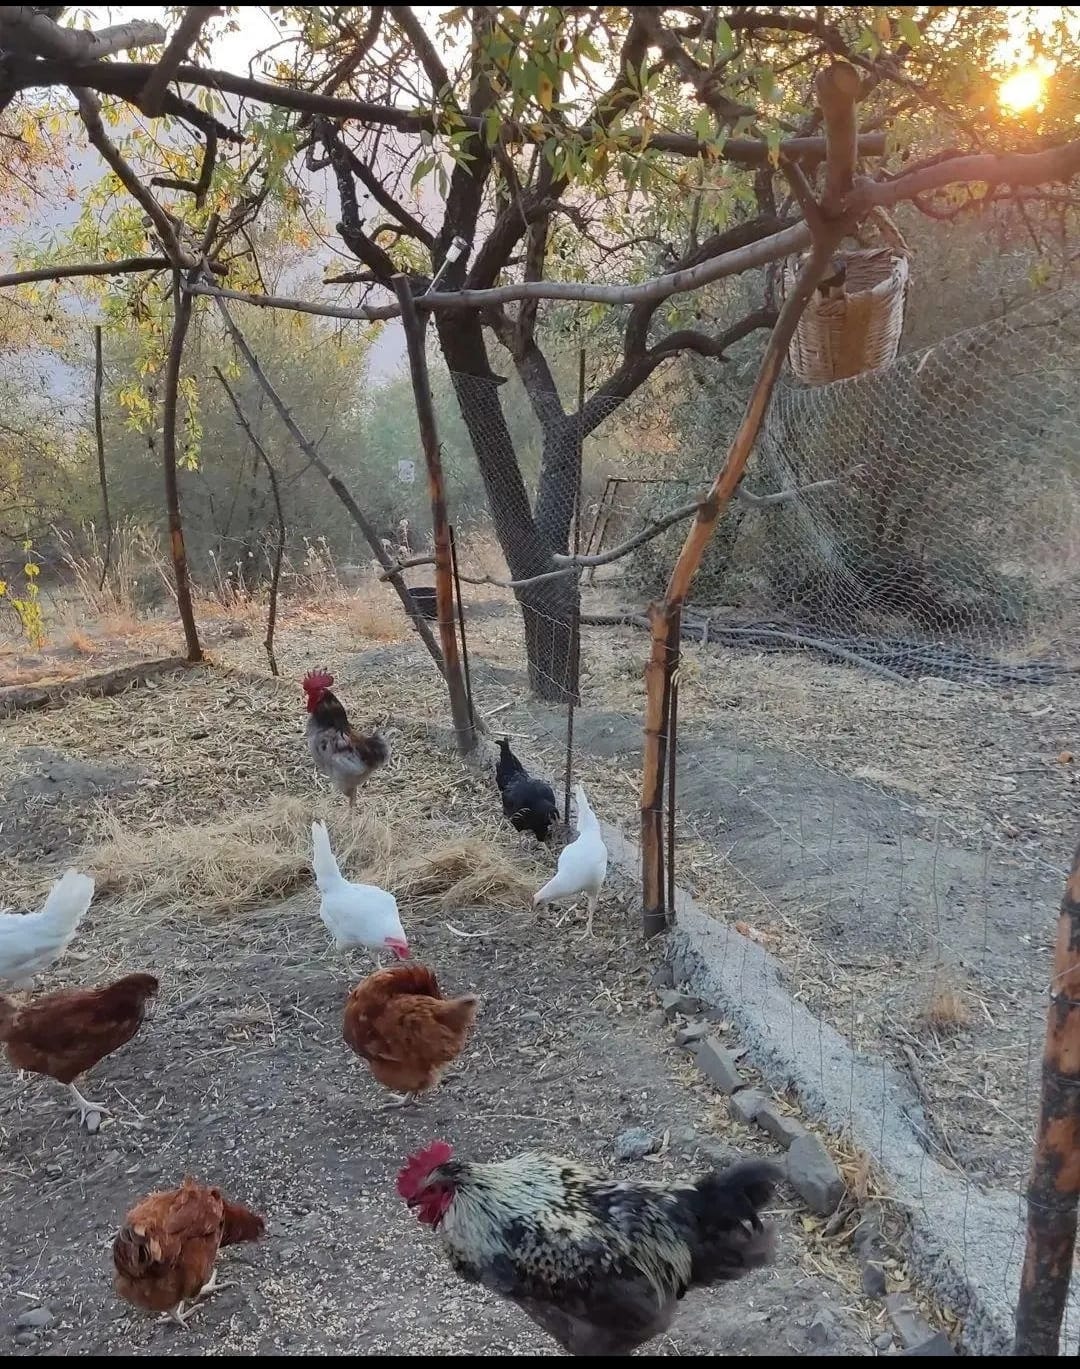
395;275;477;756
1014;838;1080;1355
639;62;857;938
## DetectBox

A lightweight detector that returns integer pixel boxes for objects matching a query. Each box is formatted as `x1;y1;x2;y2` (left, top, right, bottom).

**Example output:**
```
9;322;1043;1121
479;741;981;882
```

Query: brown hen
343;964;478;1106
113;1177;265;1325
0;972;158;1127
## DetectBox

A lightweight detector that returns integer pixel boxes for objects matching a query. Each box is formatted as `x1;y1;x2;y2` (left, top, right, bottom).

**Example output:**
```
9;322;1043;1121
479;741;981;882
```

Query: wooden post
92;324;113;591
448;525;474;727
666;665;679;915
639;64;858;939
564;349;586;826
163;271;203;662
1014;839;1080;1356
394;275;477;756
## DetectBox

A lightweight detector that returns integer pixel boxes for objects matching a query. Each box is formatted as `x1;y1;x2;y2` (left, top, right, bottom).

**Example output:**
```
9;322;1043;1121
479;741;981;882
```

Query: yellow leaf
537;74;553;110
874;13;892;42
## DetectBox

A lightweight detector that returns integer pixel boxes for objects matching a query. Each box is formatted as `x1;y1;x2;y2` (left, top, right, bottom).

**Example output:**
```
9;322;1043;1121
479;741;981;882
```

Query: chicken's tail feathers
686;1159;783;1284
38;868;94;931
437;993;480;1033
310;820;341;888
220;1199;266;1246
0;994;17;1040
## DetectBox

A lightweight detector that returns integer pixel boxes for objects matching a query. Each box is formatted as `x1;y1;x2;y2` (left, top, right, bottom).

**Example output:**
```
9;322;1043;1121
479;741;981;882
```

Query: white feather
310;821;408;952
0;869;95;985
534;785;608;906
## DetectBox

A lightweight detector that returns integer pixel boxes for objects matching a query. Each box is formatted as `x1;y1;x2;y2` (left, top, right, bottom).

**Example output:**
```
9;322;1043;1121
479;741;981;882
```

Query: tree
2;6;1080;694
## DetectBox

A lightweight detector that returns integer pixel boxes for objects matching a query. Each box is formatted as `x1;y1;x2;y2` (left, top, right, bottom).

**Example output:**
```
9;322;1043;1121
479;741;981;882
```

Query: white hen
0;869;95;986
533;784;608;937
311;821;410;960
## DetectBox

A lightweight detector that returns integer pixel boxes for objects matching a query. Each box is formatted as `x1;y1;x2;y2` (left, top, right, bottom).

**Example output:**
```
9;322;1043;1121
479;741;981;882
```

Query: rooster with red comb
397;1139;780;1356
301;669;389;808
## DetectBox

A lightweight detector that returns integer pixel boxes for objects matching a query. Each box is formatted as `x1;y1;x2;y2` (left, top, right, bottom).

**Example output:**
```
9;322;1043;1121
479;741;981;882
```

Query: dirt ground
0;644;900;1357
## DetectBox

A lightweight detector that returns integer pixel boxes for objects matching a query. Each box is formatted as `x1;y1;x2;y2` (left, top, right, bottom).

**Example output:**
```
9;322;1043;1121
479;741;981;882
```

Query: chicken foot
577;894;599;940
379;1092;419;1111
169;1270;234;1327
67;1081;110;1127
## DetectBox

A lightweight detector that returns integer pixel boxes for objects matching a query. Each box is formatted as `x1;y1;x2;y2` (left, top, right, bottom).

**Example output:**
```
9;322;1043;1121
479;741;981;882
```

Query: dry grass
345;578;411;642
919;981;973;1032
83;794;534;922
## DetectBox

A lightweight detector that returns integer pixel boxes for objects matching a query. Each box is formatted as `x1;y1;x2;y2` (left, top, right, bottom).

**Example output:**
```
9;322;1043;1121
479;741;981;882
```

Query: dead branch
213;365;285;677
211;294;446;675
139;6;220;115
74;89;193;268
0;656;192;718
816;63;862;215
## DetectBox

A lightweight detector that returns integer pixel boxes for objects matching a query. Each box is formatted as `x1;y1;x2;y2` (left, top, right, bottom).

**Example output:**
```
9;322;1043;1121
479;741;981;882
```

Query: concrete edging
602;822;1058;1357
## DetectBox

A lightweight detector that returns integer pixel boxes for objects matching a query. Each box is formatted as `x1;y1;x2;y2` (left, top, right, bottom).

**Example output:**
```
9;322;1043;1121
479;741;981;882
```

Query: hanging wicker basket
786;247;910;386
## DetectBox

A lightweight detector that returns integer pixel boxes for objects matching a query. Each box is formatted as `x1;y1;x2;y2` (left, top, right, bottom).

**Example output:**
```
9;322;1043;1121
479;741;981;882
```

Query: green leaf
897;15;922;47
714;18;735;57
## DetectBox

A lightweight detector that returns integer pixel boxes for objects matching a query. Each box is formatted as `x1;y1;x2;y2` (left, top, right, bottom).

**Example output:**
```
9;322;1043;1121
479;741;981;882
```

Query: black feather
495;739;558;843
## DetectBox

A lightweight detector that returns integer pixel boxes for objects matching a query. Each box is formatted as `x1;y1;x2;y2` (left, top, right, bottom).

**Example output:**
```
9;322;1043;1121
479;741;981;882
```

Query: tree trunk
164;272;203;662
436;310;577;701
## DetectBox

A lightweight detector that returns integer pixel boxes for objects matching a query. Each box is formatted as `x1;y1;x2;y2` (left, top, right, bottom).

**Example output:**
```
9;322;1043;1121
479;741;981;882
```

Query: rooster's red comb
396;1140;454;1199
301;669;334;693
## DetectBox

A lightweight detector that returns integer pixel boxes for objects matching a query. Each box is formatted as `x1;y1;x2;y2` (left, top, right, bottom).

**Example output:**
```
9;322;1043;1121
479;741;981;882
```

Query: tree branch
0;8;164;61
211;294;446;674
74;88;192;268
139;6;220;116
387;5;450;93
319;123;434;249
1;52;885;166
0;256;171;288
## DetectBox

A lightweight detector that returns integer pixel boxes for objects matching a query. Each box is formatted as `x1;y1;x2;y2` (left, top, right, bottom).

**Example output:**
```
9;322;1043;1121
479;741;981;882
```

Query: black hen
495;738;559;843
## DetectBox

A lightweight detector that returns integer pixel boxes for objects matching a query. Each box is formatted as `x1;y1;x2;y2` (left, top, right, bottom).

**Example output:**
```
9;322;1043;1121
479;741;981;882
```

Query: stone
659;989;700;1019
899;1333;954;1357
694;1037;743;1093
755;1099;807;1150
729;1087;767;1126
884;1293;935;1350
675;1021;709;1049
16;1306;56;1331
854;1206;888;1298
648;962;675;990
614;1127;658;1162
807;1307;841;1348
787;1134;844;1215
84;1110;102;1135
874;1332;895;1351
14;1331;38;1347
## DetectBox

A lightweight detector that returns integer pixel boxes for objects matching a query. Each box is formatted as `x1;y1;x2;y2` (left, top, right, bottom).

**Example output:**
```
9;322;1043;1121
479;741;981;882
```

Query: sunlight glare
998;58;1052;113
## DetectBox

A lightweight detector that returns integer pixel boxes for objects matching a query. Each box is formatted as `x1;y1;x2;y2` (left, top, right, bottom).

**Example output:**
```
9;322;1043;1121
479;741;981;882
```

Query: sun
998;59;1052;114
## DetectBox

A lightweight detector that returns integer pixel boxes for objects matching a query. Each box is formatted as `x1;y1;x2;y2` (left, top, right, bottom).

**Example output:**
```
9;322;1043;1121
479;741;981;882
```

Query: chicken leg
169;1270;233;1326
67;1081;110;1127
578;893;599;940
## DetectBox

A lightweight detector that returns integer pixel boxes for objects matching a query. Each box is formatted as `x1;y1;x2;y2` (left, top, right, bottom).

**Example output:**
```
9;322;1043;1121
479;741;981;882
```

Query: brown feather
113;1177;264;1315
1;974;158;1085
343;964;478;1096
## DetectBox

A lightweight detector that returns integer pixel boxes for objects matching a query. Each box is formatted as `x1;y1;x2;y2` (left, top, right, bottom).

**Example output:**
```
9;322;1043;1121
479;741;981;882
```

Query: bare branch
213;364;285;677
211;294;446;674
74;88;193;268
318;123;434;249
387;6;450;93
847;139;1080;214
0;8;164;61
0;256;170;288
816;62;862;215
139;6;221;115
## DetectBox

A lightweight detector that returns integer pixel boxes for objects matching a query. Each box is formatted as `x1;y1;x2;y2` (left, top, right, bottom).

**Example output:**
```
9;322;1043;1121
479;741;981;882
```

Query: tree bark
436;309;578;700
92;324;113;591
163;272;203;662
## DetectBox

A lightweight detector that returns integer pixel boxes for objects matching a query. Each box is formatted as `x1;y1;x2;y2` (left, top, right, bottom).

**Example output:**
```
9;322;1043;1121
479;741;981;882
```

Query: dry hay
82;794;535;921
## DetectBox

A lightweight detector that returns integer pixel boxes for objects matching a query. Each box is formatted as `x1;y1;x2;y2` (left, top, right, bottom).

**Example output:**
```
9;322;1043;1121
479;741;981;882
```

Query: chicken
0;972;158;1127
398;1141;780;1357
113;1176;265;1325
311;820;410;961
0;869;95;986
533;784;608;937
302;668;389;806
343;964;478;1107
496;738;559;844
